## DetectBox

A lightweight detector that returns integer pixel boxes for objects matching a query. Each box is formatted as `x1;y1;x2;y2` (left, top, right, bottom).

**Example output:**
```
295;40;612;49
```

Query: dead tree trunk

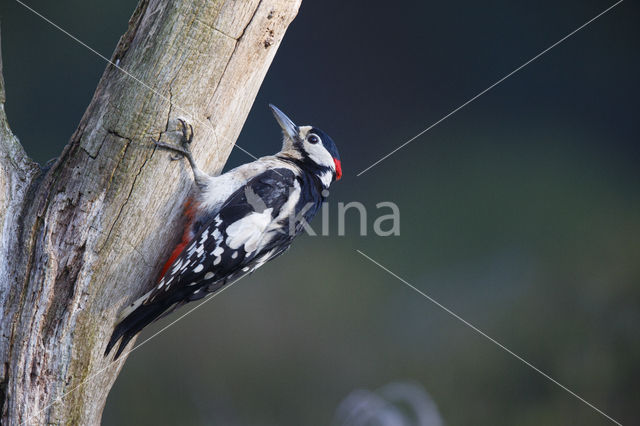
0;0;301;423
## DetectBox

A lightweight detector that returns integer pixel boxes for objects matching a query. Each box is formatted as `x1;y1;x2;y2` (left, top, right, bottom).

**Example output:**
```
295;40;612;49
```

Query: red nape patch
334;158;342;180
158;197;200;281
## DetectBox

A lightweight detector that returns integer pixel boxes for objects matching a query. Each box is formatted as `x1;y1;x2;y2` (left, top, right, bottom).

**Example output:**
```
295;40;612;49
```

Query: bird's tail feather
105;302;167;359
105;282;224;359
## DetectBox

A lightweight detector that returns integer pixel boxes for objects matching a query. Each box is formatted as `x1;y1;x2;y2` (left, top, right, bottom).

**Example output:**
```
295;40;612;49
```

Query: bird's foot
153;118;195;161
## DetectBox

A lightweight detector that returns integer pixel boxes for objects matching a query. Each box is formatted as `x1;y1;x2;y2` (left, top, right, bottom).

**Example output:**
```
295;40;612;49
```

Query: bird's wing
142;167;299;308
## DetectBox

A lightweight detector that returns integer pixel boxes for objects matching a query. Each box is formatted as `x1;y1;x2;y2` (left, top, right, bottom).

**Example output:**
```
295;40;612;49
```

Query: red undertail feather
159;197;199;280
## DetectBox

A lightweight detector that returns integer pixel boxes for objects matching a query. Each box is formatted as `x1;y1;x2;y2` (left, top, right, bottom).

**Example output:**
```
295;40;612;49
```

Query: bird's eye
308;134;320;144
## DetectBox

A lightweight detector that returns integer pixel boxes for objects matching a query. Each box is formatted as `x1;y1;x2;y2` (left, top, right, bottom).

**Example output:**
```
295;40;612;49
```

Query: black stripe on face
310;127;340;161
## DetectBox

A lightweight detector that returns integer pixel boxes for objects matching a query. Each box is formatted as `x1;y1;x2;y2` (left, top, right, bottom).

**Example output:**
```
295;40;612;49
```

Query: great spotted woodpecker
105;105;342;358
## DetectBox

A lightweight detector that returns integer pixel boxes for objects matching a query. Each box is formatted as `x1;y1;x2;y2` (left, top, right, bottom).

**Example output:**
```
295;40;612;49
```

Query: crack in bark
214;0;264;88
81;129;114;160
204;1;264;152
106;129;130;141
165;85;175;133
100;139;136;250
194;17;237;41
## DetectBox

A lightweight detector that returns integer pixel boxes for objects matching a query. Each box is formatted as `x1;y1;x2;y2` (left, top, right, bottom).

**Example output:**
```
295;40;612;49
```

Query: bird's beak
269;104;299;141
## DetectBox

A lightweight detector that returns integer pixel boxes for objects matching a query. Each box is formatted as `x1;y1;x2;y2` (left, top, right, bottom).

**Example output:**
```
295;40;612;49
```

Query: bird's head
270;104;342;186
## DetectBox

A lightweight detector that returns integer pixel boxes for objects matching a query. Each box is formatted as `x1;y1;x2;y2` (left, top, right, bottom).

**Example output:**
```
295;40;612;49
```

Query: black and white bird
105;105;341;359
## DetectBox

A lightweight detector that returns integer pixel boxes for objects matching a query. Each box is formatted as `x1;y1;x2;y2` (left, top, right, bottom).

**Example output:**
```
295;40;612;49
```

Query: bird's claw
152;118;195;161
177;118;194;146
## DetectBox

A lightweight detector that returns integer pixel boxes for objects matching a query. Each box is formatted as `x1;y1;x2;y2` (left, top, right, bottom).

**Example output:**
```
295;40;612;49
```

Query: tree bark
0;0;301;423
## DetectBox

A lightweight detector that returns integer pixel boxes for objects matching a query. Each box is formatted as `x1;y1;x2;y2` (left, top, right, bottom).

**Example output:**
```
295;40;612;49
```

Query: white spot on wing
204;272;214;279
193;264;204;273
172;260;183;274
225;208;274;254
212;245;224;266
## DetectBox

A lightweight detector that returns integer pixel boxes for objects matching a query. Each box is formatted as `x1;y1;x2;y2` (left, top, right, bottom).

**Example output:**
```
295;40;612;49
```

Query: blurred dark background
1;0;639;424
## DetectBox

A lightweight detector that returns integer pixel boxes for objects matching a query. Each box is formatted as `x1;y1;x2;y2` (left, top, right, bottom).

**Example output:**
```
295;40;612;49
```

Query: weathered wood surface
0;0;301;423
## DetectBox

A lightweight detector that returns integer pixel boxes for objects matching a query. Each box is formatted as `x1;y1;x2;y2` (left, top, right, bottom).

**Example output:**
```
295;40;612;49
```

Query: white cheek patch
305;141;335;169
